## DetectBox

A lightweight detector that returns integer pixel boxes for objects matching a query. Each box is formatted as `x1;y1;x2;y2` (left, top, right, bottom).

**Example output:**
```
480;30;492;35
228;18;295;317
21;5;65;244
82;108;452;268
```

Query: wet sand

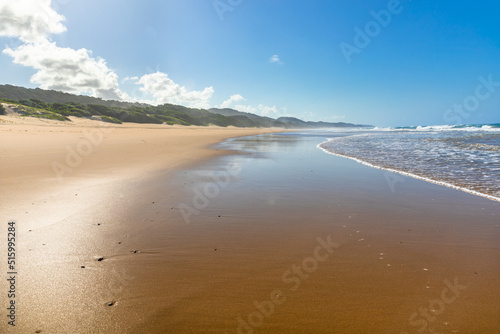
1;120;499;333
122;133;499;334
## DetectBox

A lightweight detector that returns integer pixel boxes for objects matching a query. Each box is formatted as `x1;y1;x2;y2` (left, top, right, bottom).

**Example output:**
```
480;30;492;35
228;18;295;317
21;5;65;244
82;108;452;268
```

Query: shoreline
128;132;500;333
318;140;500;203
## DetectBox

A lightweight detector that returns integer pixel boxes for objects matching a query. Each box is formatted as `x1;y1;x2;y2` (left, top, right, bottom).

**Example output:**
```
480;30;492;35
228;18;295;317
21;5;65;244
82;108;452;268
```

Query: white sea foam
370;124;500;132
317;128;500;202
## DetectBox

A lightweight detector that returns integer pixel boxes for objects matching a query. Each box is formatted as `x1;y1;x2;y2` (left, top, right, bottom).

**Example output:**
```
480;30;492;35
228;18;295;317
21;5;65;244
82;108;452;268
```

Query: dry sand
0;115;498;333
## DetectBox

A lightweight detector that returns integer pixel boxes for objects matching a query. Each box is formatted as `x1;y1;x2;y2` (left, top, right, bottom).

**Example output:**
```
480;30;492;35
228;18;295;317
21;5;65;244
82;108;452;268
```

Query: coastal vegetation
0;85;371;128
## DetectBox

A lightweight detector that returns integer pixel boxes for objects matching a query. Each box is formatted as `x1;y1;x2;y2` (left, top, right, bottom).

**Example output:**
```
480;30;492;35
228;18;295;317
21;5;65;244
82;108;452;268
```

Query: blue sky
1;0;499;126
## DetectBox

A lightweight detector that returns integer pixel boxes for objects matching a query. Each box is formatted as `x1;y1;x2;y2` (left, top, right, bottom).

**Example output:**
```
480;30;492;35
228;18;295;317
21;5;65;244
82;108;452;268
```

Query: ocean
318;124;500;202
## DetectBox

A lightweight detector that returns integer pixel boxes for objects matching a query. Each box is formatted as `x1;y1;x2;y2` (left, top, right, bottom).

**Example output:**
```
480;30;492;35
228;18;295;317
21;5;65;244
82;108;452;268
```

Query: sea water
318;124;500;201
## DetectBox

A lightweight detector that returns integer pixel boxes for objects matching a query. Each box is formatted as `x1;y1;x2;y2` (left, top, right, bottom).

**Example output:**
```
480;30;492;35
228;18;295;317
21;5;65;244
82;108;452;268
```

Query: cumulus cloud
137;72;214;108
220;94;245;108
231;103;284;118
0;0;130;101
258;104;280;117
121;76;139;84
0;0;268;110
269;54;283;65
233;104;256;114
0;0;66;43
219;94;283;118
3;41;129;100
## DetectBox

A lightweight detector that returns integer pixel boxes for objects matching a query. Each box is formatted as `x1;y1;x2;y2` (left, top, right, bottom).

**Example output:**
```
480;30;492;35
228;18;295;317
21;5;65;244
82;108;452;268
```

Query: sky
0;0;499;127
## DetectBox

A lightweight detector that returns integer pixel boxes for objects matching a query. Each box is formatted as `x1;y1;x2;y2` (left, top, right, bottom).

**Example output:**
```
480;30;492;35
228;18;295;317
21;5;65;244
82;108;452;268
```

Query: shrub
101;116;122;124
22;113;70;121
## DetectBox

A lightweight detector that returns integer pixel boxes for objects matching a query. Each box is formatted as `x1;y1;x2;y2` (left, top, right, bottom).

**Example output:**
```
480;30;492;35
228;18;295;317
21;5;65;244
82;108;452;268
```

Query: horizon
0;1;499;127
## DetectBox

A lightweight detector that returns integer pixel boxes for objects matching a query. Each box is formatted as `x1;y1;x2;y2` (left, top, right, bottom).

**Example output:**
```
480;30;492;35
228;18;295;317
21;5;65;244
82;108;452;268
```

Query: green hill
0;84;145;108
0;84;372;128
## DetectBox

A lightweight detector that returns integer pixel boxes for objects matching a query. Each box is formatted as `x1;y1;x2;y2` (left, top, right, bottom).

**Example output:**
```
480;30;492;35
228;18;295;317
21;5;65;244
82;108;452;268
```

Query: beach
0;116;279;333
1;119;499;333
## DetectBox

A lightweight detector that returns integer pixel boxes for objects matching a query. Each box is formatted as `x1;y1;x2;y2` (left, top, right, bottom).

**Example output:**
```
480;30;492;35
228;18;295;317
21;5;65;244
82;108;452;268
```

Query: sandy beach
2;1;499;333
1;117;499;333
0;115;280;333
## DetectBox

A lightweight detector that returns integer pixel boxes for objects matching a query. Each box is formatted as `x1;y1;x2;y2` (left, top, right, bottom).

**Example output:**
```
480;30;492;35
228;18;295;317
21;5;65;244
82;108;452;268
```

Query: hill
0;84;146;109
208;108;287;127
207;110;372;128
0;85;372;128
276;116;370;128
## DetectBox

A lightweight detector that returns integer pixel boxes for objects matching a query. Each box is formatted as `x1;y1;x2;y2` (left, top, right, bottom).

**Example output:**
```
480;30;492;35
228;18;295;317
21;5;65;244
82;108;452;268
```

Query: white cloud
3;41;129;100
233;104;257;114
121;76;139;84
1;0;130;101
221;94;283;117
0;0;66;43
136;72;214;108
220;94;245;108
231;103;284;118
258;104;279;117
269;54;283;65
0;0;286;112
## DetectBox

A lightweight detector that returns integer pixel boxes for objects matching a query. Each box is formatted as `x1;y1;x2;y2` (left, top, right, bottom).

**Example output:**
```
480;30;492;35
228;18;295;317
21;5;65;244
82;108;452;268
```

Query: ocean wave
371;124;500;132
318;130;500;202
